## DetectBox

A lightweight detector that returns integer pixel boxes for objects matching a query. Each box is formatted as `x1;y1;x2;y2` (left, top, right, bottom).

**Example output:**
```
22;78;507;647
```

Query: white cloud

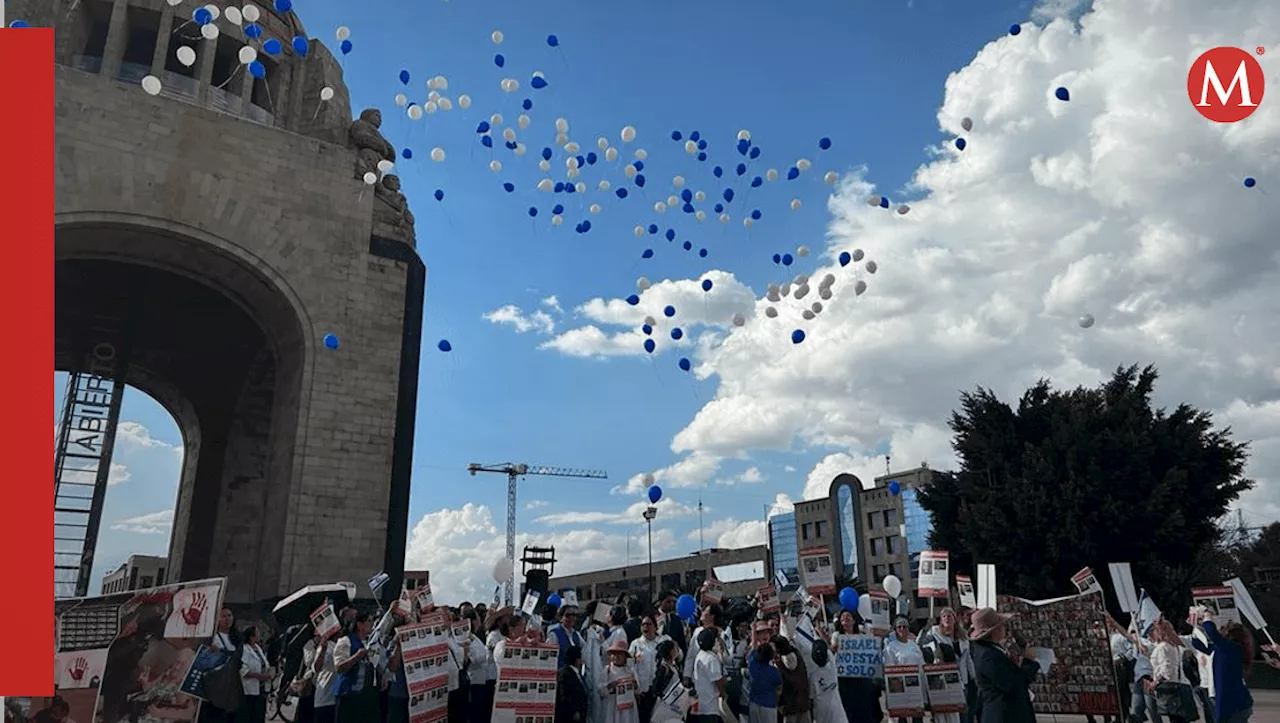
108;462;131;486
114;421;183;462
483;305;556;335
1031;0;1090;23
524;500;549;510
613;453;724;495
404;503;678;605
542;296;563;313
539;326;648;358
111;509;173;535
695;494;795;549
533;497;701;527
715;467;764;486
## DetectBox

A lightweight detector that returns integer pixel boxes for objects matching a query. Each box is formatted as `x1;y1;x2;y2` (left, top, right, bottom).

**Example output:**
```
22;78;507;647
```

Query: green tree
1232;522;1280;630
918;365;1252;611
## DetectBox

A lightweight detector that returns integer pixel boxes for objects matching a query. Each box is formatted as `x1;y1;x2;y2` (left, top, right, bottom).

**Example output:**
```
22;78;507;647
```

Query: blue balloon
434;189;444;201
523;98;533;110
494;53;505;68
528;207;538;217
626;294;641;306
579;220;592;233
879;196;890;209
547;593;562;607
1244;177;1257;188
399;70;410;85
648;224;659;234
262;38;282;55
701;279;713;292
773;254;782;264
291;36;309;56
477;121;491;134
503;182;515;193
665;229;676;241
562;180;573;193
339;39;352;54
955;137;967;151
749;146;760;159
819;137;832;150
547;34;559;47
682;241;692;251
586;152;598;165
634;161;645;171
713;166;723;178
782;253;793;266
838;587;859;611
697;152;707;162
9;20;32;27
273;0;292;11
438;339;452;352
663;305;676;318
889;480;901;495
690;131;701;142
723;188;735;202
676;594;696;620
644;339;656;354
839;251;851;267
635;174;646;188
737;139;750;155
323;333;339;350
554;204;565;215
505;141;517;151
248;60;266;78
682;203;695;214
678;358;691;371
751;209;762;220
681;189;693;203
671;130;683;141
697;139;707;150
244;23;263;38
642;249;654;259
542;147;553;161
1009;23;1022;35
194;7;213;23
531;76;548;89
402;148;413;159
616;188;629;199
642;324;653;335
1055;86;1070;101
481;135;493;148
671;328;683;340
648;485;663;503
554;182;565;193
699;248;707;258
787;167;800;180
791;329;805;344
714;204;724;213
736;163;747;176
751;176;762;188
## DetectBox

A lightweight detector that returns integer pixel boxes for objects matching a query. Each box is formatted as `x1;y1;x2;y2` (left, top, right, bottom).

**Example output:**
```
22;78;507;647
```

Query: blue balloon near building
339;39;352;55
546;593;562;607
676;594;696;620
839;587;859;611
263;38;282;55
889;480;901;495
248;61;266;78
291;36;309;56
273;0;292;12
648;485;662;503
323;333;339;350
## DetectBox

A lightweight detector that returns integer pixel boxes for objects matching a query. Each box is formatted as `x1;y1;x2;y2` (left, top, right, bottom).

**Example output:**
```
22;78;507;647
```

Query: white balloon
637;277;651;291
489;160;502;173
224;6;242;24
621;125;637;143
854;280;867;296
166;0;182;6
555;133;569;146
492;557;514;584
438;97;452;111
961;116;974;132
434;75;449;90
624;165;637;179
538;160;550;172
654;202;666;213
500;78;518;93
642;473;656;485
883;575;902;599
424;101;437;114
737;129;751;141
589;204;601;215
767;289;780;303
406;104;422;120
335;25;350;41
790;199;802;211
140;75;162;95
684;140;697;154
490;113;503;126
780;283;791;297
394;93;407;107
491;30;504;43
517;114;530;129
430;147;445;162
794;275;809;285
175;46;196;67
503;127;516;142
362;171;377;185
766;168;778;182
458;94;472;109
802;310;815;320
695;210;706;221
765;307;778;318
537;179;553;191
694;191;705;202
200;23;219;39
732;313;745;327
575;182;585;193
551;215;563;226
555;118;569;133
241;4;260;22
634;226;645;238
794;285;809;300
897;205;910;215
644;316;657;327
667;195;679;207
797;245;809;257
857;594;873;619
1078;313;1095;329
204;4;220;19
852;249;865;262
377;160;394;174
743;218;753;229
824;171;838;184
865;260;878;274
672;175;685;188
593;137;607;151
514;143;527;156
566;157;580;170
532;70;545;79
605;147;618;162
598;180;611;191
565;141;580;153
566;169;577;181
719;213;729;224
427;90;441;102
238;45;257;64
796;158;812;171
320;86;334;101
634;149;647;160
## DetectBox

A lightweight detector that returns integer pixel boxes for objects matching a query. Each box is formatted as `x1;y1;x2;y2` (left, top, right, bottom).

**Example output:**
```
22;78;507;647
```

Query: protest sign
1192;586;1241;626
452;620;472;641
702;579;725;606
492;642;558;723
394;585;415;618
369;571;391;597
1072;568;1103;596
956;575;975;610
976;564;997;609
1224;578;1268;630
310;603;341;640
610;674;638;711
884;664;926;717
1107;563;1139;613
756;585;780;614
398;615;458;715
866;590;891;636
834;634;882;678
417;584;436;611
799;546;836;595
176;644;229;701
918;551;950;598
407;673;450;723
561;590;579;608
520;590;542;618
923;663;965;713
1001;592;1118;715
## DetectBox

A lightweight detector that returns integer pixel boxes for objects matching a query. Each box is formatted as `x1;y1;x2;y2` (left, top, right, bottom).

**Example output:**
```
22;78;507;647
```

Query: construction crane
468;462;608;606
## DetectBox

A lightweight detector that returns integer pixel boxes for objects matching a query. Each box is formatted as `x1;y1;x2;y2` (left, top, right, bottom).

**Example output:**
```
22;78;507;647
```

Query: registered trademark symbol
1257;46;1266;56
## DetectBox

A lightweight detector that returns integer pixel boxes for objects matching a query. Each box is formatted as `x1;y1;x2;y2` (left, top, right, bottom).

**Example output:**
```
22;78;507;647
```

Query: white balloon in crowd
175;46;196;67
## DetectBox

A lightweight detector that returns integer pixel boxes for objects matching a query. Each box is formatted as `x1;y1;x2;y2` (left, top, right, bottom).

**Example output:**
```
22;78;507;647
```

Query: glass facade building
837;484;860;579
769;512;800;585
901;488;933;579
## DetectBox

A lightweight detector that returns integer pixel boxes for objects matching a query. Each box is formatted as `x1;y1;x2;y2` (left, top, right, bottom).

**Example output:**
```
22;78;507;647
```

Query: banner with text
956;576;975;610
398;612;455;723
1001;592;1118;716
834;634;883;679
923;663;965;713
1072;568;1103;596
884;664;926;718
1191;586;1241;626
918;551;950;598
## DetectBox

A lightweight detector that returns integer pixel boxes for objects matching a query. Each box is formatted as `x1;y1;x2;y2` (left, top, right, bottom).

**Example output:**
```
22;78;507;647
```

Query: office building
547;546;770;605
101;554;168;595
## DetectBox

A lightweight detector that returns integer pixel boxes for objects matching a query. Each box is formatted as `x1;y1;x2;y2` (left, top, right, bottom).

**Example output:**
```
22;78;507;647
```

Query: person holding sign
331;613;379;723
1191;612;1255;723
600;639;640;723
832;610;883;723
807;640;848;723
883;620;924;723
968;608;1039;723
746;643;783;723
918;609;972;723
691;628;727;723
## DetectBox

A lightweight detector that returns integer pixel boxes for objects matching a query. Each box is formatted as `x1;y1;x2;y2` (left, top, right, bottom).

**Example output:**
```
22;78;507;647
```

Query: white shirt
629;634;670;692
314;640;337;708
1150;642;1185;685
883;636;924;666
1181;630;1215;697
240;643;269;696
485;630;503;681
466;635;490;685
1111;633;1135;661
692;649;723;714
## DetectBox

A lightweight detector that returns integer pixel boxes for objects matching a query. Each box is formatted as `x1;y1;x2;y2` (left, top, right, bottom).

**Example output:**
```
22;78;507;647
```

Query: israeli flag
775;568;789;590
1133;589;1161;638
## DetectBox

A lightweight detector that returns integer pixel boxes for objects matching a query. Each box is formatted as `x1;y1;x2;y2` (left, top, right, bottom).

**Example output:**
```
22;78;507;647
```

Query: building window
886;536;898;555
866;512;875;530
801;522;811;541
883;509;897;526
837;485;859;578
685;569;707;592
870;538;882;556
814;520;826;538
889;562;903;579
872;564;887;583
661;573;681;593
140;576;153;588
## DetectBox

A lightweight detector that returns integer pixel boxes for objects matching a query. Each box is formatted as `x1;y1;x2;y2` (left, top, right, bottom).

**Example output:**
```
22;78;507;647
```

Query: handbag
1154;682;1199;722
203;659;244;712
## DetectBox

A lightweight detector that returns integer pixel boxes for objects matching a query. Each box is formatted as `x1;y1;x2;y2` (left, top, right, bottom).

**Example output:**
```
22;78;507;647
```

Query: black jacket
971;638;1040;723
624;617;642;644
662;614;687;656
556;666;589;723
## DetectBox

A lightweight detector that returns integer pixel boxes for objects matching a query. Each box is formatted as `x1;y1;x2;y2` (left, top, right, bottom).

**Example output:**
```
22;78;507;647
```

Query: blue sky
70;0;1258;596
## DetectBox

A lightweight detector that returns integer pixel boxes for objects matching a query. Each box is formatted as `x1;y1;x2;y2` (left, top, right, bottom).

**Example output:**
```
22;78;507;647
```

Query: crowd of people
175;588;1275;723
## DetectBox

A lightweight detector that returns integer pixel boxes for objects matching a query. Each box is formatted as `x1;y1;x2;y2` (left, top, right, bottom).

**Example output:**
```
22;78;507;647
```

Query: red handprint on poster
68;656;88;682
182;591;207;626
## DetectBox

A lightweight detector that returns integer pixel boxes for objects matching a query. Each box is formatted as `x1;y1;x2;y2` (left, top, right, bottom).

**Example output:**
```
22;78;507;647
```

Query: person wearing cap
599;639;641;723
969;608;1039;723
550;606;586;670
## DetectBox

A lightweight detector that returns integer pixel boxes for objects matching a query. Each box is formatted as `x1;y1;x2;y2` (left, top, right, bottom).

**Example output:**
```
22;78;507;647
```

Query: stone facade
36;0;424;607
547;546;771;604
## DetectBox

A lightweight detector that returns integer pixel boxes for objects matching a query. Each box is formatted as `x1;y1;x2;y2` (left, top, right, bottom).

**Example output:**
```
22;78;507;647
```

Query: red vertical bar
0;27;56;696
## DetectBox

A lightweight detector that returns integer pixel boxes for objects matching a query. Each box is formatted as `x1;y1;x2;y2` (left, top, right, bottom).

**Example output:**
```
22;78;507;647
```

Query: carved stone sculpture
375;174;415;232
348;108;395;180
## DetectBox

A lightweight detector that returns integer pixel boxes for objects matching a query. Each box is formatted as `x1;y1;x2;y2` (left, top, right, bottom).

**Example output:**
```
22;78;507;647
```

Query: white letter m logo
1198;60;1257;107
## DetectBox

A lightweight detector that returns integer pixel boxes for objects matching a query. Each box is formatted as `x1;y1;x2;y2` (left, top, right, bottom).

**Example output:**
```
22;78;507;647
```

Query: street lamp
643;506;658;606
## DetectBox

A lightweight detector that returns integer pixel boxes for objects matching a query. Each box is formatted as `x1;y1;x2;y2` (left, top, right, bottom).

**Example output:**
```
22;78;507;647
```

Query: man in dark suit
623;598;645;644
555;646;589;723
657;591;687;656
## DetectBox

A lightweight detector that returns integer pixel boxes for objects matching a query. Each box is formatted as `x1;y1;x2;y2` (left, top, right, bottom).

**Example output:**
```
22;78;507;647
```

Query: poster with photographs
956;575;975;609
918;551;950;598
417;584;436;611
492;643;559;723
1191;586;1241;626
866;590;891;636
923;663;965;713
399;615;458;690
611;674;638;711
702;579;725;606
756;585;780;614
799;545;836;595
408;672;450;723
310;603;341;640
1072;568;1103;596
883;665;926;717
1000;592;1119;716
